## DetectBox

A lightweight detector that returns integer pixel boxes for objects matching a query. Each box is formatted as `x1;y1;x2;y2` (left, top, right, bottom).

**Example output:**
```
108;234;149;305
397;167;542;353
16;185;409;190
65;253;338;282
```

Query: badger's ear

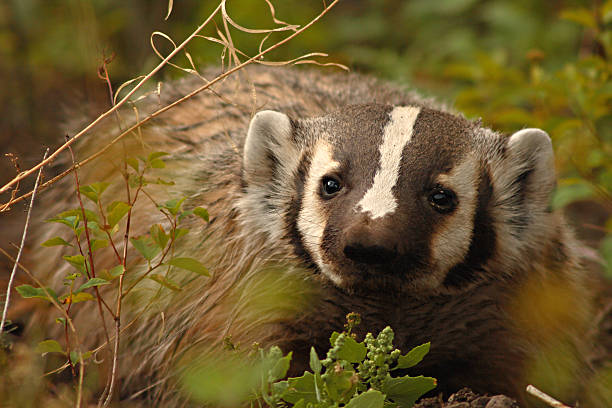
243;110;297;185
504;128;555;206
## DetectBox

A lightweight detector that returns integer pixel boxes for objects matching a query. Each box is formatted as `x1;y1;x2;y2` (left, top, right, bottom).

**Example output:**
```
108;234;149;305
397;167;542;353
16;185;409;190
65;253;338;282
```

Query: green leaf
281;372;321;405
160;197;186;216
79;182;110;203
272;380;290;397
346;389;385;408
310;347;322;374
64;273;81;283
150;159;166;169
60;292;95;304
395;343;430;370
173;228;189;241
63;255;87;273
324;368;357;403
149;274;182;291
69;350;93;364
193;207;210;222
382;375;437;407
90;239;108;251
41;236;73;247
100;265;125;281
130;236;161;261
178;209;193;221
76;277;109;292
330;332;367;363
331;331;340;345
268;351;292;382
106;201;131;228
75;221;102;239
36;340;64;355
128;174;145;188
151;224;169;249
58;209;99;224
148;151;169;161
167;257;209;276
126;157;139;172
46;215;79;230
16;285;58;302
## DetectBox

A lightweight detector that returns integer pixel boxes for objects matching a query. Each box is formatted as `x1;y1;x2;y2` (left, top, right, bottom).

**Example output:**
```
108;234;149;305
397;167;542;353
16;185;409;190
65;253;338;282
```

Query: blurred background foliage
0;0;610;273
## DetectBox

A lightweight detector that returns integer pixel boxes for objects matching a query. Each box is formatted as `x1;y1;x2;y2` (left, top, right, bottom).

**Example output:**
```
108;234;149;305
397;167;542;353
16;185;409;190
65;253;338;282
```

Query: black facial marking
285;151;314;266
444;167;496;288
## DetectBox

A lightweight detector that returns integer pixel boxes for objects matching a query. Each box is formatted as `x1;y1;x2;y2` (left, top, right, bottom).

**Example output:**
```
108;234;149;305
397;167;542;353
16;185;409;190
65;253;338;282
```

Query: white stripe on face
297;139;343;285
355;106;421;219
428;155;478;286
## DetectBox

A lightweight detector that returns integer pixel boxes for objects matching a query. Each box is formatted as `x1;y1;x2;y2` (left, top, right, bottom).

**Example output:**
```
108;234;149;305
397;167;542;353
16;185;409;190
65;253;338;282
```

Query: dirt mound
415;388;519;408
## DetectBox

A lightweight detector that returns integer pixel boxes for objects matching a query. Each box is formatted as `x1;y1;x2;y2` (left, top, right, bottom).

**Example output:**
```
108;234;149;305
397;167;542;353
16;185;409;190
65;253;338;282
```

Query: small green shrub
182;314;436;408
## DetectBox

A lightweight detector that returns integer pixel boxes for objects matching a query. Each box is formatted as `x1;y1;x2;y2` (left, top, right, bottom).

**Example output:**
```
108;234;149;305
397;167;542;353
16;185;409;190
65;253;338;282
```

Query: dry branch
0;0;343;212
0;148;49;337
526;385;573;408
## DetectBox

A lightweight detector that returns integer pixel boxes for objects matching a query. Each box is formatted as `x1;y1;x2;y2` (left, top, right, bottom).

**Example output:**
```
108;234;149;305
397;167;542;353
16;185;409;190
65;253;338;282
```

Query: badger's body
24;66;600;406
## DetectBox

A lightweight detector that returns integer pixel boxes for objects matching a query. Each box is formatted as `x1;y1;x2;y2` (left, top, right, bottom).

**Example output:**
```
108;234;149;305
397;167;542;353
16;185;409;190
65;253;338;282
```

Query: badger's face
241;104;555;294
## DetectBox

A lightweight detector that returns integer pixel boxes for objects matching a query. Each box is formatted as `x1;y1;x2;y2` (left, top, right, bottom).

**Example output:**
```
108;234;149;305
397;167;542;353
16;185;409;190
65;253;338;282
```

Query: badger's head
239;104;556;294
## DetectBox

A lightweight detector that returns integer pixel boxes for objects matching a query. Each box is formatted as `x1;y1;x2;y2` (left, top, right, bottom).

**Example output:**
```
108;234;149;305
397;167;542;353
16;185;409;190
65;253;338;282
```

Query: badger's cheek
427;156;480;288
296;140;345;286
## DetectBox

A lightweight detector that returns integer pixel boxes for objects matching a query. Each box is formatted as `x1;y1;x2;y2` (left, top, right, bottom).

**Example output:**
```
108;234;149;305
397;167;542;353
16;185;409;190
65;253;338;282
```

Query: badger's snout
342;222;398;265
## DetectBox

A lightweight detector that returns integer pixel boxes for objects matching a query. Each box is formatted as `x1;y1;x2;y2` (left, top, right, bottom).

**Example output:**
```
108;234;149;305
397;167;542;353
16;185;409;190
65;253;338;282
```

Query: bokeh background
0;0;610;272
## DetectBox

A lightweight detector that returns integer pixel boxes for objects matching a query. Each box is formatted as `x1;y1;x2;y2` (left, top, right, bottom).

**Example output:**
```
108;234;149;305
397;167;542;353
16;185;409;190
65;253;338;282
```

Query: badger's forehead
299;104;473;183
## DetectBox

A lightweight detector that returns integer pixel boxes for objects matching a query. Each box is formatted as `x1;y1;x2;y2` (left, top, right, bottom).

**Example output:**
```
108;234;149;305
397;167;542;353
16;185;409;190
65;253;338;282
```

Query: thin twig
66;140;116;331
0;0;342;211
0;248;76;332
0;148;49;336
0;2;224;197
0;247;86;407
101;149;144;407
526;385;573;408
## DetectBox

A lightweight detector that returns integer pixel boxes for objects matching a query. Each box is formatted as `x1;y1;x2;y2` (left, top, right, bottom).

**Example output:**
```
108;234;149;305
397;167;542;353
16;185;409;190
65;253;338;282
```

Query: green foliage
184;317;435;408
17;150;212;380
166;257;209;276
15;285;58;302
35;340;64;355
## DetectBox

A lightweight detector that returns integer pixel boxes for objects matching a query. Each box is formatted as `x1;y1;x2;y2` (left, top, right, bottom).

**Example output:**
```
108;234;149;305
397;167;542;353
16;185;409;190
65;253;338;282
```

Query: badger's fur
21;66;602;406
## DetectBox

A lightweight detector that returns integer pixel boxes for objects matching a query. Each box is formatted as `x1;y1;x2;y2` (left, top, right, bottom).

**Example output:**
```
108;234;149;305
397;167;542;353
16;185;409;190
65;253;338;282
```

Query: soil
414;388;519;408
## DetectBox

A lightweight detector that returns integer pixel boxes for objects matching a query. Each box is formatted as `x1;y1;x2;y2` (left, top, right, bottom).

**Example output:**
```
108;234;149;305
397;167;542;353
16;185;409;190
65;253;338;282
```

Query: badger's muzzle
342;221;398;265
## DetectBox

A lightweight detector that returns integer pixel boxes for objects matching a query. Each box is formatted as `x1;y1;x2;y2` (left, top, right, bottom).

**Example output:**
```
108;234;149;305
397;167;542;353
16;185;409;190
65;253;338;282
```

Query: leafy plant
183;314;436;408
14;149;210;401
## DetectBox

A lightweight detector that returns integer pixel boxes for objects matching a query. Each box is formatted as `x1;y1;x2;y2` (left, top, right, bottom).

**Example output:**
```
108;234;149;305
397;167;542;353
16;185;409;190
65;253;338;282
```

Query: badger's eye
428;187;457;213
321;176;342;198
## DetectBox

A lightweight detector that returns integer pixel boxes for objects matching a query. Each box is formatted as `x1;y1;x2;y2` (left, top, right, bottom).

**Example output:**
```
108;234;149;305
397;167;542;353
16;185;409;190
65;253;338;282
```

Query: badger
15;66;605;406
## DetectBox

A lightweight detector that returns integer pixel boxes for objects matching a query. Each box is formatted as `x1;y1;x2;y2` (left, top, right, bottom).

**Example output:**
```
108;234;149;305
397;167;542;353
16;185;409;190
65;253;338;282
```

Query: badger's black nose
343;242;397;265
342;221;397;265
